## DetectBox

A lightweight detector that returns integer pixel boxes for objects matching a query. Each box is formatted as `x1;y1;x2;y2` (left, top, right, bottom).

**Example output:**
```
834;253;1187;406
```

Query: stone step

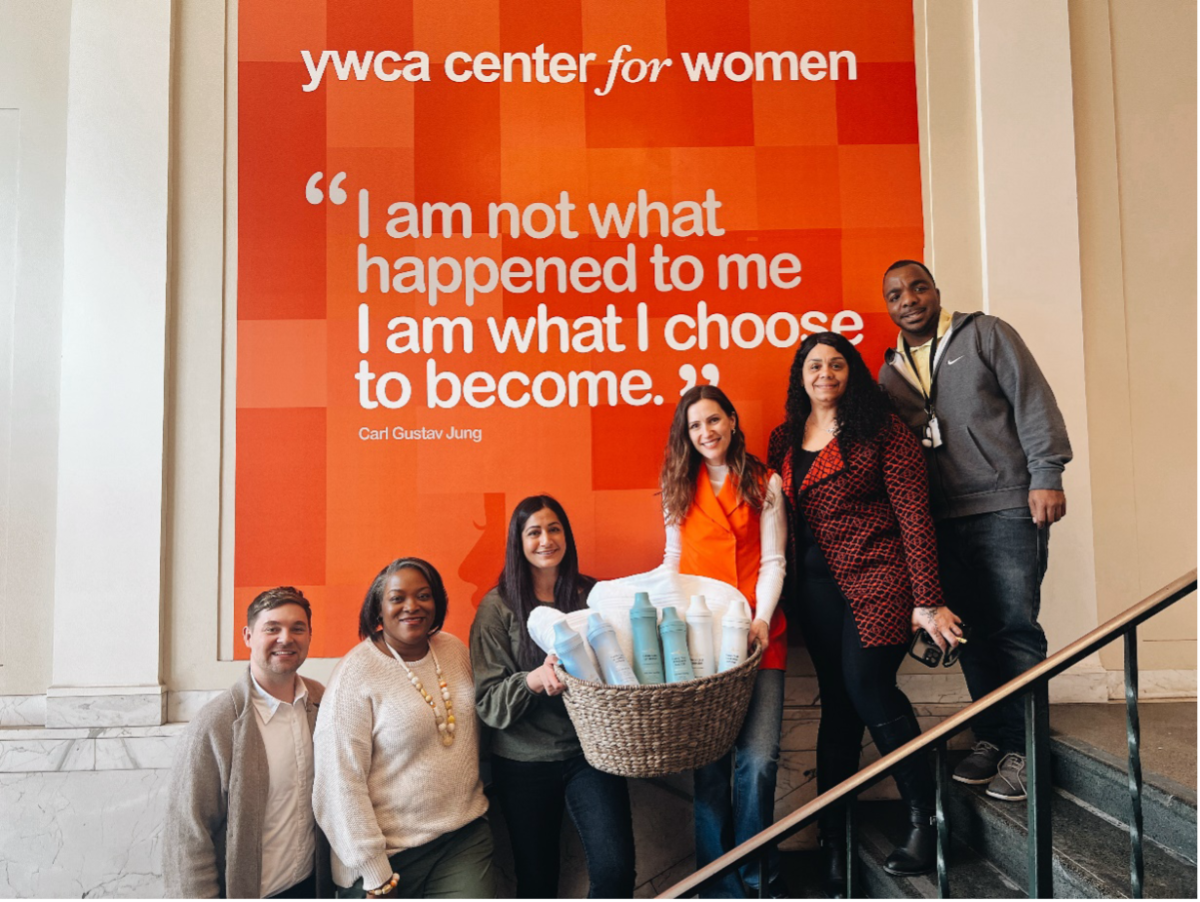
1051;732;1197;863
945;778;1197;899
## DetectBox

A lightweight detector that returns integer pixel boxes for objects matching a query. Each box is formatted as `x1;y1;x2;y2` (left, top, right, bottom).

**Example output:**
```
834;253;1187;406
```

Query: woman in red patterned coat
767;332;962;897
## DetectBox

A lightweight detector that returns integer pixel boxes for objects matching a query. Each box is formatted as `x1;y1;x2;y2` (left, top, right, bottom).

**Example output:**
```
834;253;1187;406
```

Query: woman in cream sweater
313;557;494;899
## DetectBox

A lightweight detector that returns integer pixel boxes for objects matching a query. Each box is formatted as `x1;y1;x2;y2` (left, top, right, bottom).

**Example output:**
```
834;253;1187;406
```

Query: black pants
270;871;315;898
798;576;917;827
491;753;636;898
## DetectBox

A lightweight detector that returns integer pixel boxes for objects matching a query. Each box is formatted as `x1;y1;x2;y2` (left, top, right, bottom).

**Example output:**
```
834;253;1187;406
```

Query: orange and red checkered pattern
236;0;924;658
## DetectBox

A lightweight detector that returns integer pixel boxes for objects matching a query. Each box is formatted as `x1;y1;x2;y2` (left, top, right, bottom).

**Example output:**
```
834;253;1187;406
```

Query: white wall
47;0;173;727
0;0;71;699
1071;0;1198;678
970;0;1103;683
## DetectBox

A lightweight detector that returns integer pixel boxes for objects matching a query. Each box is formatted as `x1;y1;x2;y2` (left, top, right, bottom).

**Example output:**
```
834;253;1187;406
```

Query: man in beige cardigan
163;587;333;898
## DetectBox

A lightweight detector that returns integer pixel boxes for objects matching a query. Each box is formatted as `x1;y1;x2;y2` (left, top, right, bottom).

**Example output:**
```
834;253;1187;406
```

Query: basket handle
553;663;589;693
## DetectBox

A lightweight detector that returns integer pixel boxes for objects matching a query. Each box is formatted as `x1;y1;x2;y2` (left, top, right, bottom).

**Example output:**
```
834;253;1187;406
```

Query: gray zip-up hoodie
878;311;1072;521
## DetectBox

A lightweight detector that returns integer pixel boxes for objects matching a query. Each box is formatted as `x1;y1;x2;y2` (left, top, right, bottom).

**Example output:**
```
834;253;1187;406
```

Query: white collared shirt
249;672;316;898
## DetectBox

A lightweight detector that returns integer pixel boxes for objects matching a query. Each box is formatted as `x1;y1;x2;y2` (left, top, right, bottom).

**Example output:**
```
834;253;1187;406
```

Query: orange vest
678;469;788;670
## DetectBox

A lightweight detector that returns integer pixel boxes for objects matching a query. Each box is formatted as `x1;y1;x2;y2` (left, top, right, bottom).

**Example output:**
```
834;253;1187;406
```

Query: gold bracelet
367;873;399;897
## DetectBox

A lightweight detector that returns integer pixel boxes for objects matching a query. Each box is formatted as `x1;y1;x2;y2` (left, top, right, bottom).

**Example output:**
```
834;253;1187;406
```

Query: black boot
868;712;937;877
817;828;848;898
814;721;862;898
884;805;937;876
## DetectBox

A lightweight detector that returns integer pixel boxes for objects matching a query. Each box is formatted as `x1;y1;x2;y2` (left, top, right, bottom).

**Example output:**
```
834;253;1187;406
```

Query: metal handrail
658;568;1197;899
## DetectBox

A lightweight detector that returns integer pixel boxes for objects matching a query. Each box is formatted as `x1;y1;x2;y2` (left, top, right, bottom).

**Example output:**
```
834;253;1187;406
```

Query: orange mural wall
235;0;925;658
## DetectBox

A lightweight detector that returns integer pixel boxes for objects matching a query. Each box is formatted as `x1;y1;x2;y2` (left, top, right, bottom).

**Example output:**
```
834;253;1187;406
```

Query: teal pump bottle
586;613;639;686
659;606;696;683
552;621;602;683
628;592;665;684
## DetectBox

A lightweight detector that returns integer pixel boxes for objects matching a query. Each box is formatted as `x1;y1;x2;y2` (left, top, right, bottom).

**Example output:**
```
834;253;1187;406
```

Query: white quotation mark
306;171;348;205
679;363;721;393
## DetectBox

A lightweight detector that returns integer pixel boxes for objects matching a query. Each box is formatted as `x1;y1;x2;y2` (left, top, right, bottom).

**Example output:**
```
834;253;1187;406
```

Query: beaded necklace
383;638;456;747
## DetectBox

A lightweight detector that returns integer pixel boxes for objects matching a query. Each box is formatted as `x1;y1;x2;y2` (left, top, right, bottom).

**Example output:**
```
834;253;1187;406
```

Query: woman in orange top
660;385;786;899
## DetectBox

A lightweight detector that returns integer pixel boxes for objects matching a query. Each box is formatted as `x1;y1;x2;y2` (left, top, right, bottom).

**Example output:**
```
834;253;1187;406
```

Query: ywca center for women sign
234;0;924;657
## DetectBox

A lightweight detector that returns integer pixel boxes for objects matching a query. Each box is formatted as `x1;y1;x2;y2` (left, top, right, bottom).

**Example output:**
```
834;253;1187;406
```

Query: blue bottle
586;614;639;686
628;591;665;684
659;606;696;683
552;621;602;683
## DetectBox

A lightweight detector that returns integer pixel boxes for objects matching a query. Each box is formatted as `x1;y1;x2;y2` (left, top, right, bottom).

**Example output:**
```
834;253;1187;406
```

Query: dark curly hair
785;332;894;457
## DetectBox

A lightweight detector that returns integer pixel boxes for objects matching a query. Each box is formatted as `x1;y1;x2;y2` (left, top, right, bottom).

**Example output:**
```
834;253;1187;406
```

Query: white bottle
718;598;752;672
586;614;639;686
685;595;716;678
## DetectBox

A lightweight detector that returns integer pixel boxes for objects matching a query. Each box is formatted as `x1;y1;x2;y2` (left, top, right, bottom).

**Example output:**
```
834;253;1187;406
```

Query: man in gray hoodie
877;260;1071;803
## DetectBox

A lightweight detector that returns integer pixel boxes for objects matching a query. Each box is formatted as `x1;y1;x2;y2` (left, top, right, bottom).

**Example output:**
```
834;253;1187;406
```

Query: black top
793;449;834;580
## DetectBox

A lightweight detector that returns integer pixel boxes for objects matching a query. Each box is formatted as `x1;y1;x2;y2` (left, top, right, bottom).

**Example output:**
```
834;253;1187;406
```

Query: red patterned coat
767;414;943;647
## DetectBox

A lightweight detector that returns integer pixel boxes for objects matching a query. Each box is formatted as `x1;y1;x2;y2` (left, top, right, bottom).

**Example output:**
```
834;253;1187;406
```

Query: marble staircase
780;724;1198;900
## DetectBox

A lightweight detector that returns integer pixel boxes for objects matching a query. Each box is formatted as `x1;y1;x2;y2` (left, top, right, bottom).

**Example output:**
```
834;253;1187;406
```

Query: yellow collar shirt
898;308;954;395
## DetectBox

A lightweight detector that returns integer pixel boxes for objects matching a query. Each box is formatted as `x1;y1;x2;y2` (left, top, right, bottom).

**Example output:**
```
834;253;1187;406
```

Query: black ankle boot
818;833;848;898
883;805;937;876
868;712;938;877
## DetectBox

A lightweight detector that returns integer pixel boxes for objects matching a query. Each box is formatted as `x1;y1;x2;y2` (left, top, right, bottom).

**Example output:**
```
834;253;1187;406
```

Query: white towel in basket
527;565;748;677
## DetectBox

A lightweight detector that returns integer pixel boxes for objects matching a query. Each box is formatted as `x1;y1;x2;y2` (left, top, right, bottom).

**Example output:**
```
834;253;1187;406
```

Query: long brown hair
659;385;769;525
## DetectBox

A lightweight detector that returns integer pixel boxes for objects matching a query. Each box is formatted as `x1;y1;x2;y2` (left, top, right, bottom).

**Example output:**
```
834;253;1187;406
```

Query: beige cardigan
162;668;333;898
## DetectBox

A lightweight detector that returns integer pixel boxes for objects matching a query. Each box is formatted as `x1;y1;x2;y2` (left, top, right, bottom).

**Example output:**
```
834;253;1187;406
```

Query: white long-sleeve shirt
663;465;787;626
249;673;316;898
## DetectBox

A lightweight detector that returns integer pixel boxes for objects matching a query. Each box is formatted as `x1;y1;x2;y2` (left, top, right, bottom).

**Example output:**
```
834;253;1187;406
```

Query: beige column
47;0;173;727
969;0;1103;696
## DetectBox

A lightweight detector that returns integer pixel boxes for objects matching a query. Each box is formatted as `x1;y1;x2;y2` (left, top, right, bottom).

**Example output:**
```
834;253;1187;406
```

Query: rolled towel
526;606;601;675
528;566;750;681
585;564;749;666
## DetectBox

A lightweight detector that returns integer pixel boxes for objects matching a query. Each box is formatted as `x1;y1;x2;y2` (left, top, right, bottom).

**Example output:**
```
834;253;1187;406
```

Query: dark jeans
937;509;1050;754
491;753;636;898
335;817;495;899
797;576;918;827
693;668;785;898
270;871;315;898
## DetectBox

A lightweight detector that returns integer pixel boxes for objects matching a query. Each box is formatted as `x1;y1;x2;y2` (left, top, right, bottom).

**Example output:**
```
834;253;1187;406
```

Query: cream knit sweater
313;633;488;890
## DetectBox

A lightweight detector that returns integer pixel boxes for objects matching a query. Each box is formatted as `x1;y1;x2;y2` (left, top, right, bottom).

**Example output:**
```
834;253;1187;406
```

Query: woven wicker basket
555;643;765;778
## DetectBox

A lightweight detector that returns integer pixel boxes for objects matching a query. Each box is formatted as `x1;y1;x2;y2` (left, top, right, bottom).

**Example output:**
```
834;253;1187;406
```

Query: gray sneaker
986;753;1028;801
953;740;1001;785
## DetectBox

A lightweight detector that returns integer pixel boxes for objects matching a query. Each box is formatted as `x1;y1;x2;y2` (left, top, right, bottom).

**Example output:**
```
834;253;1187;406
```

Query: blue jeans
936;508;1050;754
490;753;635;898
693;668;785;898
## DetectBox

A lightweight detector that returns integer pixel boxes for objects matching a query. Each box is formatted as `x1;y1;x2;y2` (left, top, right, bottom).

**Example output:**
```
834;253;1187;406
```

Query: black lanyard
902;331;939;414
